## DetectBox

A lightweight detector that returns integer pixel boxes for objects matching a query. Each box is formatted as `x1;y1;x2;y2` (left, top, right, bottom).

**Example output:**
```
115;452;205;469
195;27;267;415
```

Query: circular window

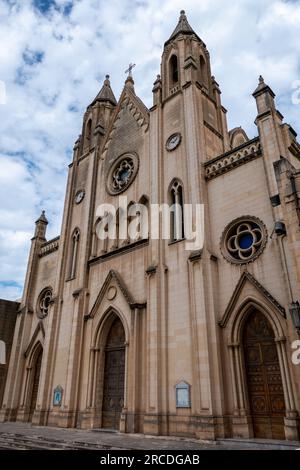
221;216;267;264
106;153;139;195
37;288;53;319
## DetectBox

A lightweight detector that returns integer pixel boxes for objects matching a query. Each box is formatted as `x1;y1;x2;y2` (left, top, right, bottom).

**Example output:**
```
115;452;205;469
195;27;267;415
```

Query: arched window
92;219;100;258
126;201;135;244
95;214;110;255
169;54;179;87
170;180;184;242
110;208;120;251
85;119;92;147
69;228;80;279
138;195;149;240
199;55;208;87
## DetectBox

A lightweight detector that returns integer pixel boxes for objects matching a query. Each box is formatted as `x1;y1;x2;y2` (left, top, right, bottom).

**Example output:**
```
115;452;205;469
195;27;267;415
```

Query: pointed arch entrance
102;316;125;429
243;310;285;439
28;344;43;422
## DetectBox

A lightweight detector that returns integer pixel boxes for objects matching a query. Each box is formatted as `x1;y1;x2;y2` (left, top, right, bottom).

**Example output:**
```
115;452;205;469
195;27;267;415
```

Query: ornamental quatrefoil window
221;216;267;264
37;288;53;319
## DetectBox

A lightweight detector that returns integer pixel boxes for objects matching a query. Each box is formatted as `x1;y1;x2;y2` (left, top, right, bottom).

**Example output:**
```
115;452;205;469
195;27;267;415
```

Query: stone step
0;434;83;450
0;435;65;450
217;438;300;450
0;432;118;450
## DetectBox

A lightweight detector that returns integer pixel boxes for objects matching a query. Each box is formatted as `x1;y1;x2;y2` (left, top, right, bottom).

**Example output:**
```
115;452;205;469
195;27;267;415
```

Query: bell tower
145;11;227;437
161;10;213;101
154;10;230;156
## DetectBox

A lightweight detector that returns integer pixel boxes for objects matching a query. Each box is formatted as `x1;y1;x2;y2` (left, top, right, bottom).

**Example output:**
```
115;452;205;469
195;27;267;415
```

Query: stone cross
125;63;136;77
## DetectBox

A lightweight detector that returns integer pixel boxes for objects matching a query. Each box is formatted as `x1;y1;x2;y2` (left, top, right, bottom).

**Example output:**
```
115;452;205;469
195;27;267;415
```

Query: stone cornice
204;138;261;180
39;236;60;258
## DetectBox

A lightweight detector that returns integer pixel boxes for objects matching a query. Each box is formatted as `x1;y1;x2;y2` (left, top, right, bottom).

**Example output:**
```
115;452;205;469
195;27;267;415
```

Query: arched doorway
28;346;43;422
243;310;285;439
102;317;125;429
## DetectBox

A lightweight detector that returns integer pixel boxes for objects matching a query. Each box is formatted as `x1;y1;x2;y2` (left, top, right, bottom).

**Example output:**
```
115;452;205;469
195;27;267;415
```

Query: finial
259;75;264;84
125;62;136;78
35;210;48;225
180;10;185;15
153;74;162;88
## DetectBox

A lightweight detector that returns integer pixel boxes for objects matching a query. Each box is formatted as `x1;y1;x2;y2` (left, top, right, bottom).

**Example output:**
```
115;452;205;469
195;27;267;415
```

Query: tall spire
165;10;200;46
91;75;117;106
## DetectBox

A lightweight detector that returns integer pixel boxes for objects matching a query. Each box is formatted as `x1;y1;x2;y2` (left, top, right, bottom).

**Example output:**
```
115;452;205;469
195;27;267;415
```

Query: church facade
1;11;300;441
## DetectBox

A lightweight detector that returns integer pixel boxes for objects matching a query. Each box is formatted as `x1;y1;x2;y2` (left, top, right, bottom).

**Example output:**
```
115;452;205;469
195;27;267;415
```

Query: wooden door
29;348;42;421
102;318;125;429
243;311;285;439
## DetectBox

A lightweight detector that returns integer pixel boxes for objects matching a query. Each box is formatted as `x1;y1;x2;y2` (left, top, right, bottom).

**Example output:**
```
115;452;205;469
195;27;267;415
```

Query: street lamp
289;302;300;335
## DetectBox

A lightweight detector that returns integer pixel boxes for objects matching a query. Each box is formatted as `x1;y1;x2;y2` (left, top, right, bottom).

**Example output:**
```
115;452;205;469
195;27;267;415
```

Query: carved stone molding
39;236;60;257
219;271;286;329
204;138;261;180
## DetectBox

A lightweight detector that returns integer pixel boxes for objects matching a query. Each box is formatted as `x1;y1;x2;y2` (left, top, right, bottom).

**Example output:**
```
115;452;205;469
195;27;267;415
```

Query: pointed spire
125;74;135;93
35;210;48;225
91;75;117;106
253;75;275;98
165;10;200;46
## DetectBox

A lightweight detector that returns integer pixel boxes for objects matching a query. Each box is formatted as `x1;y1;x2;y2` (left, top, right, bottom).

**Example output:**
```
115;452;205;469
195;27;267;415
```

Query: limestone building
1;11;300;440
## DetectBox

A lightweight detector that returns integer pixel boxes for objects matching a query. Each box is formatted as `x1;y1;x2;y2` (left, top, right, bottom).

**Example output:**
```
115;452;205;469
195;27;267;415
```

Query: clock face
75;189;85;204
166;133;181;151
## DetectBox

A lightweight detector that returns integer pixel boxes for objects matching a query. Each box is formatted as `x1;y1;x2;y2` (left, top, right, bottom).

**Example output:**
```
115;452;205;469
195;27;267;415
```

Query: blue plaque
53;386;63;406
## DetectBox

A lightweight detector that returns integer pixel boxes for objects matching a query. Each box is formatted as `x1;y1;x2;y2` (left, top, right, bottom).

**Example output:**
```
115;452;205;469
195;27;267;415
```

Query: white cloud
0;0;299;300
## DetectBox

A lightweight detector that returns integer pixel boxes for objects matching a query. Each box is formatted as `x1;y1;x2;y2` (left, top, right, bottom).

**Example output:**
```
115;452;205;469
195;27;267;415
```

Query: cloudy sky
0;0;299;300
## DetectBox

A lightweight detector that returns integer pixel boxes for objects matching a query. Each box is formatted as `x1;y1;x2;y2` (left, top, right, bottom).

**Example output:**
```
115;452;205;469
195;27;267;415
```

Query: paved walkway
0;422;299;450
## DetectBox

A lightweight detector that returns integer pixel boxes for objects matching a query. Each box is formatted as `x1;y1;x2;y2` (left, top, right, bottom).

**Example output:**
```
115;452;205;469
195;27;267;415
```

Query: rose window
37;288;52;319
107;153;139;195
221;217;267;264
112;158;135;191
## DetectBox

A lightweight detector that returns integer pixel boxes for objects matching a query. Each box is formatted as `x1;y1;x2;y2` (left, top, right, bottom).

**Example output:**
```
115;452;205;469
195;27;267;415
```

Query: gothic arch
85;118;92;148
199;54;208;87
169;54;179;87
27;340;43;369
92;306;129;350
169;178;185;241
226;297;296;439
87;307;128;429
68;227;80;279
22;341;43;421
230;296;285;345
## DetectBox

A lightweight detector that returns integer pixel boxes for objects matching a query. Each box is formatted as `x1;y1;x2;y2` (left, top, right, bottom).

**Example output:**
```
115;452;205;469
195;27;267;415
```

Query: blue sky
0;0;300;300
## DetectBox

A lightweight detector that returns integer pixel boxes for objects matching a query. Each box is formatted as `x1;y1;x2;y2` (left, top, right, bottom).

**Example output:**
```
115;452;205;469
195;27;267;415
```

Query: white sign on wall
175;381;191;408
